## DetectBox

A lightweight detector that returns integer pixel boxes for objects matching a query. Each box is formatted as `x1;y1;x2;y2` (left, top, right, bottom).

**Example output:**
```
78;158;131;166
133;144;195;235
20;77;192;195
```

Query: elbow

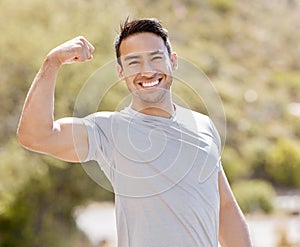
16;127;32;149
16;125;25;145
16;126;41;152
17;125;55;156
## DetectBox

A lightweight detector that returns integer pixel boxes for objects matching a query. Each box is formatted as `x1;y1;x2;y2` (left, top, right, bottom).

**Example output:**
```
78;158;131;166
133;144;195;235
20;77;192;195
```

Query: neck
130;101;175;118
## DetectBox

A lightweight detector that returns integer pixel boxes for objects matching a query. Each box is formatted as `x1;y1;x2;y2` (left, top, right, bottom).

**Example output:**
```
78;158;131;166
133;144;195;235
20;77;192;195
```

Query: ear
170;52;178;71
116;63;124;80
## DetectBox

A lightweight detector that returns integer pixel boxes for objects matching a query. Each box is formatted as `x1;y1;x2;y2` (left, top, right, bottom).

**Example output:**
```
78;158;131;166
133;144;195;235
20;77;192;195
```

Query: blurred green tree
265;138;300;187
232;180;275;214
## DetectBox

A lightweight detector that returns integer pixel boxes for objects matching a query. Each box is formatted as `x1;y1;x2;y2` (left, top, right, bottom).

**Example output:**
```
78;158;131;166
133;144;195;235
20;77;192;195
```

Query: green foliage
0;164;113;247
0;140;49;216
270;70;300;101
208;0;235;13
0;175;65;247
232;180;275;214
265;138;300;187
221;147;250;183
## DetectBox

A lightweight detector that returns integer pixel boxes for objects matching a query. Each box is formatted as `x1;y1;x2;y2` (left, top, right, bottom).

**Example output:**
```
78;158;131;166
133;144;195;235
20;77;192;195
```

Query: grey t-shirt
83;105;222;247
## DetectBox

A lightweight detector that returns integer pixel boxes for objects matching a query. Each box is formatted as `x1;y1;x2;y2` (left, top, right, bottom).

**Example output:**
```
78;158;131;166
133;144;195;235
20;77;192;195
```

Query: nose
140;60;155;77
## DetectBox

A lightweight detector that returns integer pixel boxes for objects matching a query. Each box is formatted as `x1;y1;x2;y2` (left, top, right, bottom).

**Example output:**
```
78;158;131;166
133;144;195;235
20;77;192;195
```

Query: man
17;18;252;247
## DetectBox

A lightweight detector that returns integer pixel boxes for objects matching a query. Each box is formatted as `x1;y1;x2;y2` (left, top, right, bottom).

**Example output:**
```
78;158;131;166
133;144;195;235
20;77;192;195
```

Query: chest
109;120;220;198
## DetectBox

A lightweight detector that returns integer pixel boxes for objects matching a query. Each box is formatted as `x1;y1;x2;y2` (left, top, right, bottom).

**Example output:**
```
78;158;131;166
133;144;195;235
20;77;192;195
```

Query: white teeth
141;80;159;88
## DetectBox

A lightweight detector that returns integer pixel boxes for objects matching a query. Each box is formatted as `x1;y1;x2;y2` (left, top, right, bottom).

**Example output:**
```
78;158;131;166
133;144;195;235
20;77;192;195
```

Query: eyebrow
149;50;164;56
123;50;165;61
124;54;140;61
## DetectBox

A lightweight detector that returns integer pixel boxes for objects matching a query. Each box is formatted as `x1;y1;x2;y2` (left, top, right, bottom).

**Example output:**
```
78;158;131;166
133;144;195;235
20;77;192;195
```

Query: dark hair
114;18;172;65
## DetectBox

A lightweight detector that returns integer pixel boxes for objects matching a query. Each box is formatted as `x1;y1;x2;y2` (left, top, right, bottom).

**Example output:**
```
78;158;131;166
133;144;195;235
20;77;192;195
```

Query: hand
47;36;95;66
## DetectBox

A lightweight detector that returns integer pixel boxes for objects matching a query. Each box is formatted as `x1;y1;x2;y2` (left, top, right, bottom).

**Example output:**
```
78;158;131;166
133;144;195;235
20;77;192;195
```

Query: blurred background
1;0;300;246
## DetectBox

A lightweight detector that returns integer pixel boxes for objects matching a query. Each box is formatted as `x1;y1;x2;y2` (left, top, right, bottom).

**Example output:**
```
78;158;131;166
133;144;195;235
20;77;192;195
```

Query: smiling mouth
138;78;162;88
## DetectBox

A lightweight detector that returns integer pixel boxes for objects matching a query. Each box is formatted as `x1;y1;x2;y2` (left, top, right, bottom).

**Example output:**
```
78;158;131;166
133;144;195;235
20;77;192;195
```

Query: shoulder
83;111;118;122
176;105;211;126
82;111;117;131
83;109;134;129
176;105;221;147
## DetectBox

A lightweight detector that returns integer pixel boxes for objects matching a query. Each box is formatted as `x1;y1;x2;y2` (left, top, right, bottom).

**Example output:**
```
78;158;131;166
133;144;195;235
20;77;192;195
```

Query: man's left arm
218;168;253;247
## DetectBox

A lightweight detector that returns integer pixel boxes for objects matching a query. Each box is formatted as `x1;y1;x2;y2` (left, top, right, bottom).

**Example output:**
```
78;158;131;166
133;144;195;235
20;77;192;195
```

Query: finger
86;41;95;53
76;46;92;62
78;36;95;53
83;48;92;61
87;54;93;60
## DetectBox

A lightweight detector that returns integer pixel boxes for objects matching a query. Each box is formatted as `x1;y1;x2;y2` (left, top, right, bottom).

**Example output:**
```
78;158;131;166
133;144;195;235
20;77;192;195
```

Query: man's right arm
17;36;95;162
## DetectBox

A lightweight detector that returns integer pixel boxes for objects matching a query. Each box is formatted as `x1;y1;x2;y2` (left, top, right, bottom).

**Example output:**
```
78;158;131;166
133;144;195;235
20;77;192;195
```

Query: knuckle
78;36;87;44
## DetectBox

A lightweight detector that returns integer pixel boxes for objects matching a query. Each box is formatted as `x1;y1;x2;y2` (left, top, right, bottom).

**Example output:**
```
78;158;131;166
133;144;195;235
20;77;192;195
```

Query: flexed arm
17;36;95;162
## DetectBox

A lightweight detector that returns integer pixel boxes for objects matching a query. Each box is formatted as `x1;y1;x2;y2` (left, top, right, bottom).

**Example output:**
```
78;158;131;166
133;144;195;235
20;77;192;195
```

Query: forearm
17;56;61;148
219;201;252;247
17;36;94;161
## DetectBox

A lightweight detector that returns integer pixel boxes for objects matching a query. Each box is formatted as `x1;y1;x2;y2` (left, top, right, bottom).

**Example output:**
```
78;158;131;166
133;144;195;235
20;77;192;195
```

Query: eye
128;60;140;66
152;56;163;60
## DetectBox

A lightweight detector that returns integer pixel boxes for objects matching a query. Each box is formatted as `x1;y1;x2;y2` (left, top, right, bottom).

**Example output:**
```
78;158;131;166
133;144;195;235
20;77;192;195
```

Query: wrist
45;51;63;69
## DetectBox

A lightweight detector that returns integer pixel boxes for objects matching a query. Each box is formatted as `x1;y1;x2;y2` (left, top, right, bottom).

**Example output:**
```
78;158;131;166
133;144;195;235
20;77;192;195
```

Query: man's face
117;32;177;106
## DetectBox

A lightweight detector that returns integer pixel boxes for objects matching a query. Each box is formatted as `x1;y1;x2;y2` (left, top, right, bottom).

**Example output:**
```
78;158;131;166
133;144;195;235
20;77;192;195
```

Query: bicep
40;117;89;162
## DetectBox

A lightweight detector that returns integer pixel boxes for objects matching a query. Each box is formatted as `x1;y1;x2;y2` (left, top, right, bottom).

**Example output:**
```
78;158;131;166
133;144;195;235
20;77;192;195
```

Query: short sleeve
209;119;223;172
82;112;113;163
82;116;98;162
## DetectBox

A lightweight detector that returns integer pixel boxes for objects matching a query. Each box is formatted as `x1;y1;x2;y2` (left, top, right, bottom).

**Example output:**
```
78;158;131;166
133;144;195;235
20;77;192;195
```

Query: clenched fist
47;36;95;65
